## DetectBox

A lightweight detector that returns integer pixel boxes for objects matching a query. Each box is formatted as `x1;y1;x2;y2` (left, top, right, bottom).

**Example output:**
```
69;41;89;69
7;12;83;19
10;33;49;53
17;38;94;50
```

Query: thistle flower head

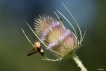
34;15;78;58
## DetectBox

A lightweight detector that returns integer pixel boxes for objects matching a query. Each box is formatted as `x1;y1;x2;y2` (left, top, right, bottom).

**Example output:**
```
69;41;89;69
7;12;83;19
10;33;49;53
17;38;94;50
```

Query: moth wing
27;48;37;56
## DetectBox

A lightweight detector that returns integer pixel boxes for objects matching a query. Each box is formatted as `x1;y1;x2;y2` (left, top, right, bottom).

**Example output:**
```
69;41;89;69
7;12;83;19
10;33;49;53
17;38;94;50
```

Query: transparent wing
27;48;37;56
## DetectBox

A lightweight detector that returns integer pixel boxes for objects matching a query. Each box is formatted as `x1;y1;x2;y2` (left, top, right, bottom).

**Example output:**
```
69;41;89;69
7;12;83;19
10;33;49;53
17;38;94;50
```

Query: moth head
34;42;40;47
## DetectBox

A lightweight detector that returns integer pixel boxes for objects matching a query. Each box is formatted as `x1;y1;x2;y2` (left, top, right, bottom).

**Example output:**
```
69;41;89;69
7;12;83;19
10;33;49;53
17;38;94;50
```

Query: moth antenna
61;2;82;44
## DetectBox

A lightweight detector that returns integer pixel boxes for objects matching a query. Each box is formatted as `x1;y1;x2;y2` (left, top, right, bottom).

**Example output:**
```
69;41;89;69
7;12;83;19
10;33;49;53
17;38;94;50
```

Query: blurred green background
0;0;106;71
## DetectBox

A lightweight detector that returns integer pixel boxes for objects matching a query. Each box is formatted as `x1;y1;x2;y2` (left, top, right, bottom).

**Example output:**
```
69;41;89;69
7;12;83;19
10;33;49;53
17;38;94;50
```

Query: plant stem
71;53;87;71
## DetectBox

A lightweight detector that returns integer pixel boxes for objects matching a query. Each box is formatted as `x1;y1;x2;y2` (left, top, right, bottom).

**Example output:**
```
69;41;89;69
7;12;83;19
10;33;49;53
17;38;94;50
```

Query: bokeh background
0;0;106;71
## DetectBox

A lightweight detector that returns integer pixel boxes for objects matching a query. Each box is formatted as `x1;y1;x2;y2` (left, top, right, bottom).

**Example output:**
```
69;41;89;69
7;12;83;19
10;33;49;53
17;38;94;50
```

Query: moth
27;42;44;56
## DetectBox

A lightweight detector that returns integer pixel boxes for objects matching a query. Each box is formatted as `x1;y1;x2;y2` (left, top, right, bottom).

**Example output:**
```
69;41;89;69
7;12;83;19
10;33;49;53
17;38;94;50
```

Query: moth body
27;42;44;56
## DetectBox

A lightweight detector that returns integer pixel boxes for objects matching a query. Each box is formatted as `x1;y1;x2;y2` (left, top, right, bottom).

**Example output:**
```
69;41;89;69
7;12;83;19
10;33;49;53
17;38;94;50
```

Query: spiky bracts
34;15;77;58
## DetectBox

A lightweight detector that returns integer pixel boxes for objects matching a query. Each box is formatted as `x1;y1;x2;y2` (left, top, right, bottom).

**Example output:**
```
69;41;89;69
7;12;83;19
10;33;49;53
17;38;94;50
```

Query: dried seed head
34;15;78;58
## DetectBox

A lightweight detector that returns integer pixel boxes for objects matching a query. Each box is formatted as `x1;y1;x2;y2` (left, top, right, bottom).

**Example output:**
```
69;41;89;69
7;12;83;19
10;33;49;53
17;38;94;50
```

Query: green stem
71;53;87;71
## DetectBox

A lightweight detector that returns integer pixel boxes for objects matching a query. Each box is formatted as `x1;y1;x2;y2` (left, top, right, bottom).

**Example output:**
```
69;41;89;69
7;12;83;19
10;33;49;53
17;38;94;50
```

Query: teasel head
34;15;78;58
22;2;87;71
34;4;86;59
